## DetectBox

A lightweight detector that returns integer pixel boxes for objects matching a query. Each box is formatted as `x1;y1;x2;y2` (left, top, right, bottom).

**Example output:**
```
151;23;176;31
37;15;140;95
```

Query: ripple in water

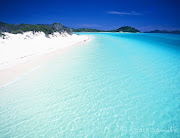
0;33;180;137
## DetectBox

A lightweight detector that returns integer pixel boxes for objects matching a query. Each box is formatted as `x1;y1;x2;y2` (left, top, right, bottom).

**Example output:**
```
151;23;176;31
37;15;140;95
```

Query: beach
0;32;91;87
0;33;180;137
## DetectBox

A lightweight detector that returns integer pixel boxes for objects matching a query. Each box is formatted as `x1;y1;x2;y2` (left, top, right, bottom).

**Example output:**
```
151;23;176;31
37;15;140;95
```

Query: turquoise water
0;33;180;137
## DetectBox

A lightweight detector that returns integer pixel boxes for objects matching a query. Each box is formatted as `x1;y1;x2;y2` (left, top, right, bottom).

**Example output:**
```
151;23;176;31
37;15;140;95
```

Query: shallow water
0;33;180;137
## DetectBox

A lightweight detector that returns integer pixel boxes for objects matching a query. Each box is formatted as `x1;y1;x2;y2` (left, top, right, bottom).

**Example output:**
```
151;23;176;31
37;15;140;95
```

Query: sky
0;0;180;31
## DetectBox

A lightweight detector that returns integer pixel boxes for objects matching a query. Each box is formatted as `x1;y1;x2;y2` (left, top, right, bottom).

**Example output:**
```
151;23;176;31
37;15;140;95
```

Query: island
144;30;180;34
73;28;105;32
73;26;141;33
0;22;73;36
109;26;141;33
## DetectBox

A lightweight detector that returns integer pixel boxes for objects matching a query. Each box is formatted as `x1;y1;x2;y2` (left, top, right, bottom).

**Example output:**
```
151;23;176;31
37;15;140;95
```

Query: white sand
0;32;91;87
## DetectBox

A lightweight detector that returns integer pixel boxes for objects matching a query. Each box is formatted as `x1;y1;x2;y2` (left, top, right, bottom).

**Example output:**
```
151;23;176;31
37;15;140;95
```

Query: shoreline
0;32;92;88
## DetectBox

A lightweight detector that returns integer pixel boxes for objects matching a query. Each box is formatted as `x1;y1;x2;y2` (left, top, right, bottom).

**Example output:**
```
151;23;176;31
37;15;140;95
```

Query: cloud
107;11;143;16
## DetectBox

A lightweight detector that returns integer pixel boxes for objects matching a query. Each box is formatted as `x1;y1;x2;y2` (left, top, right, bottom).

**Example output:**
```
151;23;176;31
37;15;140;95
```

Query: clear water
0;33;180;137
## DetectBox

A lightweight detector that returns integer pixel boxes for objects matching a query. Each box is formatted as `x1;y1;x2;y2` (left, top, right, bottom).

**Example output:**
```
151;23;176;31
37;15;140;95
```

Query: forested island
144;30;180;34
1;22;180;36
73;26;141;33
0;22;72;36
73;28;105;32
109;26;141;33
1;23;141;36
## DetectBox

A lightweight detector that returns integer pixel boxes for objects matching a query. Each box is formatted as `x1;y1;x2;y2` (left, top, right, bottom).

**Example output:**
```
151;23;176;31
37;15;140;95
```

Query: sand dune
0;32;91;87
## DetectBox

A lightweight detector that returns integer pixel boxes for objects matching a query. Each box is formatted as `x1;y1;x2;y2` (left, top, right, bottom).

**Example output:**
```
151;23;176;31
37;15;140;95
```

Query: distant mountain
73;28;104;32
109;26;141;33
0;22;72;35
144;30;180;34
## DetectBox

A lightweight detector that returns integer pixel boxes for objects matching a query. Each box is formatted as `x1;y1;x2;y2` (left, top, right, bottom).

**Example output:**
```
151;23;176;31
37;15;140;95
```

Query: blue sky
0;0;180;31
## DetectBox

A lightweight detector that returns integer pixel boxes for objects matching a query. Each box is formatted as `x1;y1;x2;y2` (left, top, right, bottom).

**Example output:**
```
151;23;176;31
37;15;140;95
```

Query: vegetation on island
73;27;180;34
0;32;5;39
73;28;105;32
0;22;72;36
1;22;179;36
73;26;141;33
109;26;141;33
144;30;180;34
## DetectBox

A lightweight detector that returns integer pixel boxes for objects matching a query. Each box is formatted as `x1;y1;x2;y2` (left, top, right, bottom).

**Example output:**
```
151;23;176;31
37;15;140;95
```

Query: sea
0;33;180;137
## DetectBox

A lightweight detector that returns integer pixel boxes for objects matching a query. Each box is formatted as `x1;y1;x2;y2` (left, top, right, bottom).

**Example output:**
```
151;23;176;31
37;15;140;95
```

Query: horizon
0;0;180;31
1;21;180;32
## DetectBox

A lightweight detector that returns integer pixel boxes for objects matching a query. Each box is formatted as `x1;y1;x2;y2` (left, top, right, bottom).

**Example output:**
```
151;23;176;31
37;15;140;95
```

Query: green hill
0;22;72;35
109;26;140;33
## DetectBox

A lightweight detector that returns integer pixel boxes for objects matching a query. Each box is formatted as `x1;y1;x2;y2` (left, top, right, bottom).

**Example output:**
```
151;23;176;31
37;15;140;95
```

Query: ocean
0;33;180;137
